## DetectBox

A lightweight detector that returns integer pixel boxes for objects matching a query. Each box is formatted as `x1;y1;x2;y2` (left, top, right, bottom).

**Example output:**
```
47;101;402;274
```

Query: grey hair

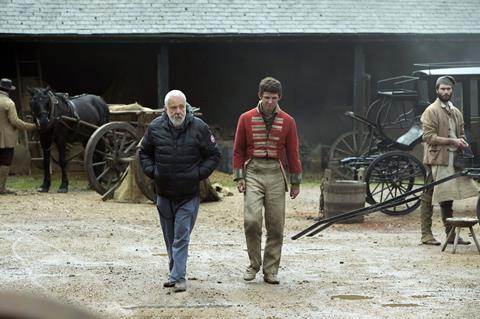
164;90;187;106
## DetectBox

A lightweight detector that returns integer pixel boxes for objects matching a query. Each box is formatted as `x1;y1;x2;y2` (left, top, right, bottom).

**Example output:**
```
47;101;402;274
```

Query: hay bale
113;163;222;203
113;163;150;203
108;102;154;113
199;178;221;202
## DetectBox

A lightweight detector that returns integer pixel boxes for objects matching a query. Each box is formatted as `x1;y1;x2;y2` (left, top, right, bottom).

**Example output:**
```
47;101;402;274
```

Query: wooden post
353;43;366;134
157;45;169;109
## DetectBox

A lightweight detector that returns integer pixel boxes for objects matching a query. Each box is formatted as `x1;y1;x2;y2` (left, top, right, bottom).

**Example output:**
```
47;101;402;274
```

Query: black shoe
447;236;471;245
422;238;441;246
163;280;175;288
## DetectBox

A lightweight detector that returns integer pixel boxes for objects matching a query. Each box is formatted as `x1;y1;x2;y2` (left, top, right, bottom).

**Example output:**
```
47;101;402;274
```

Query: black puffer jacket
139;109;220;200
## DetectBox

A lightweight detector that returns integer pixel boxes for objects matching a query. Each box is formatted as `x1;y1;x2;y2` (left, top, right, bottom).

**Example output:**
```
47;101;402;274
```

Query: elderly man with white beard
139;90;220;292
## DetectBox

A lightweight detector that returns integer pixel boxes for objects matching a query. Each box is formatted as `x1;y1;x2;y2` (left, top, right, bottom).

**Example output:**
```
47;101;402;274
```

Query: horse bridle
47;91;58;121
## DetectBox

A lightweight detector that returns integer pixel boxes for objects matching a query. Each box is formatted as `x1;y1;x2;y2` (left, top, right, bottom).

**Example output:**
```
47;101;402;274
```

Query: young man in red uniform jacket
233;77;302;284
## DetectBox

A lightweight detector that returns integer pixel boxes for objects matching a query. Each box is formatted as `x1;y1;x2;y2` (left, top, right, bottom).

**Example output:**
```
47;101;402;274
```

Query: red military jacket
233;104;302;184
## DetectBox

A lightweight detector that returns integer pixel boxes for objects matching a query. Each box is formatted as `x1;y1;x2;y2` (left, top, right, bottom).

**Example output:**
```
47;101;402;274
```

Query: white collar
439;99;453;111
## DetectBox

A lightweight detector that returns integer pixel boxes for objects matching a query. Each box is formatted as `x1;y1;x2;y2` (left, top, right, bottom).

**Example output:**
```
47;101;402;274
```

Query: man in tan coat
420;75;478;245
0;78;36;194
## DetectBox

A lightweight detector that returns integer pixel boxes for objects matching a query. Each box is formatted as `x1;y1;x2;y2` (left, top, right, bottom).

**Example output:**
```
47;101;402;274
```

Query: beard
168;114;185;128
438;92;452;102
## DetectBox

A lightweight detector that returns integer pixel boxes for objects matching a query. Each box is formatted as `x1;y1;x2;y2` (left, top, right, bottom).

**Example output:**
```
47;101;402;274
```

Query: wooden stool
441;217;480;254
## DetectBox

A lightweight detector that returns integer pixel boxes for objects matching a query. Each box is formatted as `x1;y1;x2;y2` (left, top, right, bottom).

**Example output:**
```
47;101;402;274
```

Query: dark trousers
0;148;14;166
156;195;200;282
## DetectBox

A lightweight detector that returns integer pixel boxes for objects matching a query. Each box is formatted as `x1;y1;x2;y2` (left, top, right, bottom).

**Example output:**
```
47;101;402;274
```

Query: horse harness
44;91;88;148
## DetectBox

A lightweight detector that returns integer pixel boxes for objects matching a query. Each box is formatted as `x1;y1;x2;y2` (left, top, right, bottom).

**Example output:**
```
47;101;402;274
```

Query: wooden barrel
324;180;365;224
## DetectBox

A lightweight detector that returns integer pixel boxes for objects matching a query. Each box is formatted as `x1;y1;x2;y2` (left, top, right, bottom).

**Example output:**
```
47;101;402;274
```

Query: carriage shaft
292;169;480;240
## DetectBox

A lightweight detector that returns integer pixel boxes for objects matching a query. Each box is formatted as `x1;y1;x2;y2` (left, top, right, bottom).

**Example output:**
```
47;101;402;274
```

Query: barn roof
1;0;479;37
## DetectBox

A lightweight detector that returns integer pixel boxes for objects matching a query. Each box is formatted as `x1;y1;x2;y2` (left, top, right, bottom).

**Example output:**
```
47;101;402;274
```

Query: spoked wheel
84;122;139;195
376;96;417;144
365;151;426;215
328;130;371;179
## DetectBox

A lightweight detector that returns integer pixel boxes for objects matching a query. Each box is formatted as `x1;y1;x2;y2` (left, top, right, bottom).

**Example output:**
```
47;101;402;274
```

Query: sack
453;149;474;169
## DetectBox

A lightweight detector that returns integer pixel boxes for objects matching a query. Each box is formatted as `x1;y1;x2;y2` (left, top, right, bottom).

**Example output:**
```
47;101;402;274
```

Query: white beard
169;114;185;128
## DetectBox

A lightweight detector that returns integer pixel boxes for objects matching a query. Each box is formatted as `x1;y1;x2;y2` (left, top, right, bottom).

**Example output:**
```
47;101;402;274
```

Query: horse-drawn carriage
327;62;480;215
29;88;163;200
29;88;221;203
294;62;480;239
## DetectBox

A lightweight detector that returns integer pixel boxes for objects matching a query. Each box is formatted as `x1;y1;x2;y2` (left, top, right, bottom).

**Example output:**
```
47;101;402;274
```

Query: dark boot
440;201;470;245
420;193;440;245
0;165;16;195
440;200;453;235
446;234;471;245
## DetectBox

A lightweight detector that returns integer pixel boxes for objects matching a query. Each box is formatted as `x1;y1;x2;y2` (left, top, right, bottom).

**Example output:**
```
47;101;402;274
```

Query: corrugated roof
1;0;479;36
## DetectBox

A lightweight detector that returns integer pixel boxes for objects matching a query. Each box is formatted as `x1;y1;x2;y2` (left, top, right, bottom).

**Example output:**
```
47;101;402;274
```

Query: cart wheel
375;96;417;144
328;130;370;179
365;151;425;215
133;148;156;202
84;122;138;195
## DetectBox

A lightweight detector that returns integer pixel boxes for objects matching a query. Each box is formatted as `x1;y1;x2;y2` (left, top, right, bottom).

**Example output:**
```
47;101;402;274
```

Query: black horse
29;87;109;193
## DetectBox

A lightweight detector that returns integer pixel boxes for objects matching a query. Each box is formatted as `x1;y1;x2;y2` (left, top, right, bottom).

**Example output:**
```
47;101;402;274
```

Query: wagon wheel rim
84;122;138;195
328;130;371;179
134;148;155;202
376;97;417;144
365;151;425;215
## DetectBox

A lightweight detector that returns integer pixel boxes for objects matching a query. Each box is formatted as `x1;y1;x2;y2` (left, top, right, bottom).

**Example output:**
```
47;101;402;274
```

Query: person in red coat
233;76;302;284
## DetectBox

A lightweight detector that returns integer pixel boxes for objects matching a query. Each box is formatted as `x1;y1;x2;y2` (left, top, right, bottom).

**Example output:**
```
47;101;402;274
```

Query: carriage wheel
375;96;417;144
365;151;426;215
328;130;371;179
84;122;139;195
133;148;156;202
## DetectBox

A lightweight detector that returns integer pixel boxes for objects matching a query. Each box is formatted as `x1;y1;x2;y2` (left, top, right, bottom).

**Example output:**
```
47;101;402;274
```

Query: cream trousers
244;158;286;275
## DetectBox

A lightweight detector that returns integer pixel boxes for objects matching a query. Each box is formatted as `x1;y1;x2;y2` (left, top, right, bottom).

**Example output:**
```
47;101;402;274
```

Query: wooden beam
156;45;169;108
352;43;366;132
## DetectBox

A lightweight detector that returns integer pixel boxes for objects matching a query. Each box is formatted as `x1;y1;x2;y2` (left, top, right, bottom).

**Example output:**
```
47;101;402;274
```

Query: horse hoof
57;188;68;193
37;187;49;193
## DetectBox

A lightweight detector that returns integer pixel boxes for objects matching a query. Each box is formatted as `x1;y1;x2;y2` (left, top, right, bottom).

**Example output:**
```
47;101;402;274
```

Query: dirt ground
0;183;479;319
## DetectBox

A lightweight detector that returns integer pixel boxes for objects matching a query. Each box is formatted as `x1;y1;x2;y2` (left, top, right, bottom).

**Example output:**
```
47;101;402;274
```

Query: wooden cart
83;108;161;201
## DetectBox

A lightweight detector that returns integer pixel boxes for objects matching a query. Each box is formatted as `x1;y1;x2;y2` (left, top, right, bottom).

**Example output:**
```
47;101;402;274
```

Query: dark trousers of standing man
156;195;200;283
420;165;468;243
